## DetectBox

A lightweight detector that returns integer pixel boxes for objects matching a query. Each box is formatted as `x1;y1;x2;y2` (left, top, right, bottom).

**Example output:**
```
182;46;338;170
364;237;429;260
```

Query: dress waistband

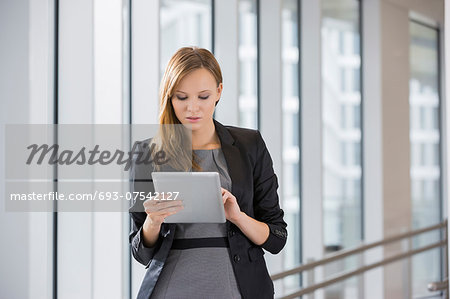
171;237;229;250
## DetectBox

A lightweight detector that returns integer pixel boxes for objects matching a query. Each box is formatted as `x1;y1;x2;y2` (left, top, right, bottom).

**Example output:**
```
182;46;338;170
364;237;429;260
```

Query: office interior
1;0;450;298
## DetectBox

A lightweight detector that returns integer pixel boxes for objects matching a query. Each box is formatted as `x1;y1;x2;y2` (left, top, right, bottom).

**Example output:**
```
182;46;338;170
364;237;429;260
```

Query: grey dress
150;148;242;299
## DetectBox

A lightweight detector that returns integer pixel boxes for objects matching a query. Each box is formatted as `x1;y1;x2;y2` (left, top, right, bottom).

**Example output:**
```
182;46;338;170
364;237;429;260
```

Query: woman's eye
176;96;188;100
199;96;209;100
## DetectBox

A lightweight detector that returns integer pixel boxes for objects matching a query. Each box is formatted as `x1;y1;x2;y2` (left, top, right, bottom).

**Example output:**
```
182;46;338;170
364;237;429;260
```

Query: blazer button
228;230;235;237
233;254;240;263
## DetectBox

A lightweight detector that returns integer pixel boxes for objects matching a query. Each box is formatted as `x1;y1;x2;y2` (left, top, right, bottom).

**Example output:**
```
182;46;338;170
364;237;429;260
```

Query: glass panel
322;0;362;297
409;21;442;298
280;0;300;295
160;0;212;76
238;0;258;129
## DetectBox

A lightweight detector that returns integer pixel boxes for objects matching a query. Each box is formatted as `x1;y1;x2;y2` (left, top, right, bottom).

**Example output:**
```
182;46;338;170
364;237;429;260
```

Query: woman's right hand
143;194;184;227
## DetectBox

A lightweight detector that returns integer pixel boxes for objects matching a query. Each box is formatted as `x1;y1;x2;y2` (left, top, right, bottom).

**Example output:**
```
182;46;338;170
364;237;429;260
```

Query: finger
163;209;181;217
223;193;231;204
222;191;231;200
146;205;184;215
144;200;183;211
147;204;184;214
159;201;184;210
151;199;183;206
150;194;172;201
145;200;183;211
143;196;176;207
151;195;170;201
143;197;158;206
143;199;165;207
160;207;184;220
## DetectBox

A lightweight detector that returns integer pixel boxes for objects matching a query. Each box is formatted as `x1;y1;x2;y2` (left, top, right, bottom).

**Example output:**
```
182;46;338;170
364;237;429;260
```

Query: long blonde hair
153;46;223;171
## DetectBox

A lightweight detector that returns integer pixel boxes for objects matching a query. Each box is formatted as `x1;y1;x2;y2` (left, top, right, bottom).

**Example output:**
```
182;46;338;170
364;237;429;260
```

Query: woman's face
171;68;222;131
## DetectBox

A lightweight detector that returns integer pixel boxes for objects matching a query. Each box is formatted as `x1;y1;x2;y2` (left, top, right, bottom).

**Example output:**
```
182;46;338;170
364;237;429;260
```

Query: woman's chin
181;121;202;131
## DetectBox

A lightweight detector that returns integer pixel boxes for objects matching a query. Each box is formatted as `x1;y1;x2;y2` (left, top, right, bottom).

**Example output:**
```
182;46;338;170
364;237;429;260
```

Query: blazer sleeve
252;130;288;254
128;141;164;267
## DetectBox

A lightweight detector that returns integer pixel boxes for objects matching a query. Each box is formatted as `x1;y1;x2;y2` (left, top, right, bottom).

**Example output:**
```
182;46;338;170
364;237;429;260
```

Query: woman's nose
187;100;199;112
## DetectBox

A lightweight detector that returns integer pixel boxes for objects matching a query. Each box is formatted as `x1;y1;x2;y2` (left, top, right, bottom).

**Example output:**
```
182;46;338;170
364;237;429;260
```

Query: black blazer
129;119;288;299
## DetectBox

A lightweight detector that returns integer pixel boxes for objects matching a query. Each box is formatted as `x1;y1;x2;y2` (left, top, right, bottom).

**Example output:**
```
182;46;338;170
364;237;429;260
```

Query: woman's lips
186;117;201;123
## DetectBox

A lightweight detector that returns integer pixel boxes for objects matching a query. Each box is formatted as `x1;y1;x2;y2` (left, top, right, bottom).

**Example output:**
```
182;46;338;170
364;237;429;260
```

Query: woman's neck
191;119;221;150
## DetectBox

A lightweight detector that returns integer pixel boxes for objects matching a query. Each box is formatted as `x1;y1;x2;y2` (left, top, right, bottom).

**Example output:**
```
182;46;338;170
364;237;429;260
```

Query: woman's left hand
221;187;242;223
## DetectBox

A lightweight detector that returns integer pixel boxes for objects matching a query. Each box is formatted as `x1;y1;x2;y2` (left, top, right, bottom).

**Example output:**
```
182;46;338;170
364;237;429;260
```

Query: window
322;0;362;296
281;0;301;293
238;0;258;129
322;0;362;247
409;20;442;297
160;0;212;76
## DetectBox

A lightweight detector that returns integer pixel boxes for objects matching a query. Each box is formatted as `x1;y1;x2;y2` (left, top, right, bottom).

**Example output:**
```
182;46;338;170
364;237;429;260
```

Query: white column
29;0;55;297
92;0;126;298
213;0;239;126
0;0;55;298
58;0;95;298
259;0;284;275
130;0;160;297
59;0;130;297
301;0;324;298
132;0;160;124
362;0;384;298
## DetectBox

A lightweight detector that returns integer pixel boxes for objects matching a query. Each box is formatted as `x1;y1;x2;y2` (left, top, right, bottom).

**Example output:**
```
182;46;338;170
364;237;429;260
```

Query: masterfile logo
3;124;192;212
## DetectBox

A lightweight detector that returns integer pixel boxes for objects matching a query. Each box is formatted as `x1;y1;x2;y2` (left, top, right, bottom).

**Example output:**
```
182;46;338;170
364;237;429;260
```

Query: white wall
0;0;53;298
1;0;130;298
1;0;32;298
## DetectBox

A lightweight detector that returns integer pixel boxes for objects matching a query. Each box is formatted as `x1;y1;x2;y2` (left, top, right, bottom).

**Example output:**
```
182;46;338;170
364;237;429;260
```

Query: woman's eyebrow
175;89;211;93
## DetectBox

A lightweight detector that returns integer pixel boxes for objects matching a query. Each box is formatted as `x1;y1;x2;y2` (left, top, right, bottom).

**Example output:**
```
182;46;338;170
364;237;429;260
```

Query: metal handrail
428;278;448;292
271;219;448;298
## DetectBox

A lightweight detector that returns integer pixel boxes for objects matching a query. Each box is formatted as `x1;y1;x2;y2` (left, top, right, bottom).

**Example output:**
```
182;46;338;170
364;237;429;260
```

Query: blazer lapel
213;119;246;208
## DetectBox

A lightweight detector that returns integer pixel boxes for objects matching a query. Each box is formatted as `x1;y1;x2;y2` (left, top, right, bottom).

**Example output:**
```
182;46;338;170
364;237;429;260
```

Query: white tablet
150;172;226;223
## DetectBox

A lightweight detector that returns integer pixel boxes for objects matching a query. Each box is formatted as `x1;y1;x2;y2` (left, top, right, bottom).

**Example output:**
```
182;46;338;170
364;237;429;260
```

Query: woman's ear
215;83;223;107
217;83;223;97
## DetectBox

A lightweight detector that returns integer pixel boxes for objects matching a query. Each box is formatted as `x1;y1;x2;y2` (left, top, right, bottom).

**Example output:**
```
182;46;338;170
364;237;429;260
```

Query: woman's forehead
176;69;217;92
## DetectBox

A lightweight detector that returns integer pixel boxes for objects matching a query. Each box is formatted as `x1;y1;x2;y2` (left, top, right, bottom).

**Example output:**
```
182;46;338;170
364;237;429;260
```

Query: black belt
171;237;229;250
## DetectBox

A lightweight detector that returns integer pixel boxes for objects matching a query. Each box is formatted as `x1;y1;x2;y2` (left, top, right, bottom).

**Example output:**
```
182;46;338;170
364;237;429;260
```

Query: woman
129;47;287;299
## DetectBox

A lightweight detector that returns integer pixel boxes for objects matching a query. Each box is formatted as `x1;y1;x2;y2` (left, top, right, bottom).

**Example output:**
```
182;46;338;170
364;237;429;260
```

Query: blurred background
0;0;449;298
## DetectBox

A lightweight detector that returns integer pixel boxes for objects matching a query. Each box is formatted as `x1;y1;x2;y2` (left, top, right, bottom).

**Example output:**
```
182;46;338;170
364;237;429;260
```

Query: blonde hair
153;46;223;171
